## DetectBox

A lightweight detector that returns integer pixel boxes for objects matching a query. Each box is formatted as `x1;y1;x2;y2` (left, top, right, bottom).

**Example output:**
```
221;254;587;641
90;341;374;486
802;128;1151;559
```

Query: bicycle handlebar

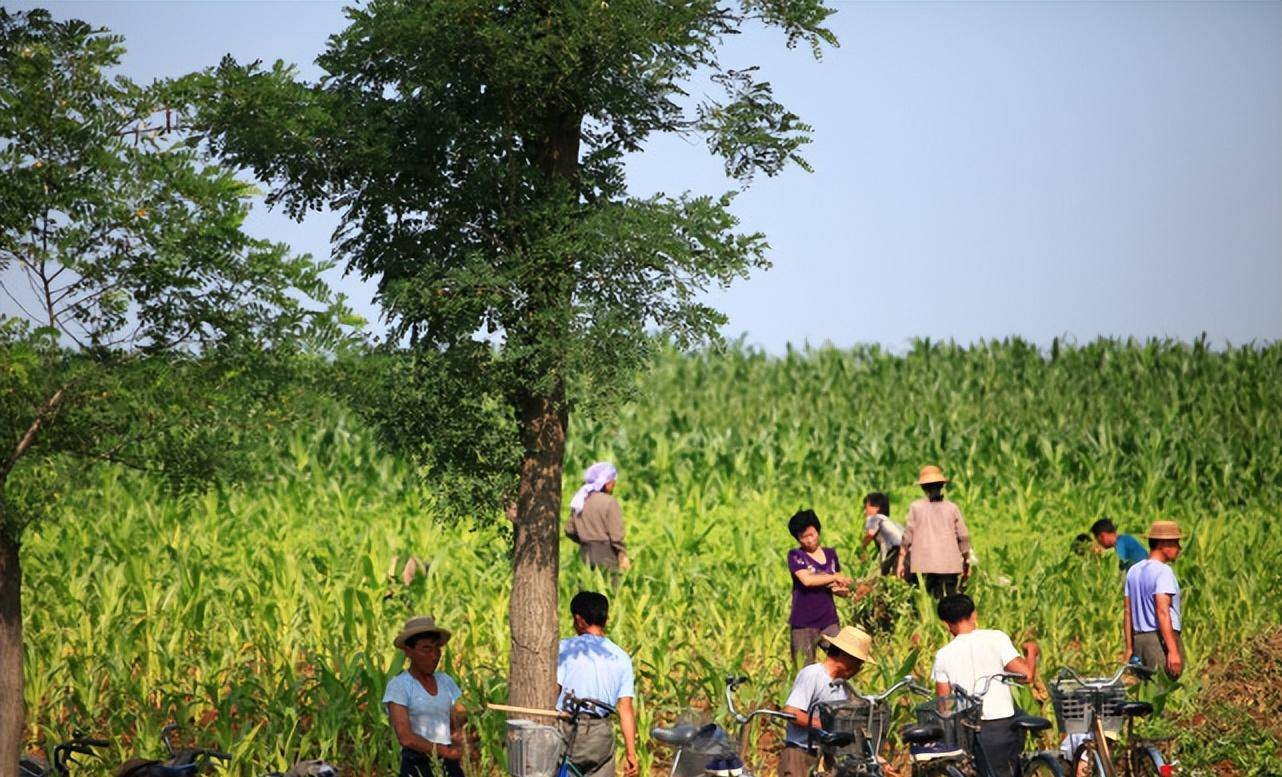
724;675;795;725
829;675;933;705
948;671;1026;704
1054;660;1152;688
561;692;617;718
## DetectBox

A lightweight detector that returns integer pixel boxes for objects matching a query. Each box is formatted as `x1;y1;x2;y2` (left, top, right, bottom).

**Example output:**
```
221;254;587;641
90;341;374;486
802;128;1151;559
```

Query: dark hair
1089;518;1116;537
863;492;890;517
405;631;440;649
1072;533;1092;556
788;509;822;540
822;642;851;661
936;593;975;624
570;591;609;627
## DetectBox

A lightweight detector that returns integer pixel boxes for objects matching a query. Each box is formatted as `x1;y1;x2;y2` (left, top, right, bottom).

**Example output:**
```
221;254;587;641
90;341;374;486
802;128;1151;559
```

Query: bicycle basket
914;694;979;750
817;698;891;756
505;719;565;777
1049;677;1126;736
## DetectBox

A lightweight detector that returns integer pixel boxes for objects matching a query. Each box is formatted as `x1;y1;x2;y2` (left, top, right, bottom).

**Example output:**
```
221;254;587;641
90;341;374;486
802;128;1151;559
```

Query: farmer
896;465;972;599
780;626;876;777
565;461;631;576
557;591;639;777
932;594;1039;777
383;616;468;777
860;491;905;577
1123;520;1186;679
1089;517;1147;571
787;509;853;667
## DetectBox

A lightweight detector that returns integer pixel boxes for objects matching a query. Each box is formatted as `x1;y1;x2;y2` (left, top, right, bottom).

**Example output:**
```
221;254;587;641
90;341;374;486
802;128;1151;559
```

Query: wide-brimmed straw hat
394;615;452;649
820;626;877;664
1145;520;1185;541
916;465;949;485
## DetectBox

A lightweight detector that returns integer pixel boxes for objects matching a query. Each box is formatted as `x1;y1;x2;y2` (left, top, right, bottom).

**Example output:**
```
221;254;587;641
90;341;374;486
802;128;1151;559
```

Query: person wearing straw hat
932;594;1039;777
896;465;972;599
565;462;631;577
1123;520;1187;679
383;616;468;777
779;626;875;777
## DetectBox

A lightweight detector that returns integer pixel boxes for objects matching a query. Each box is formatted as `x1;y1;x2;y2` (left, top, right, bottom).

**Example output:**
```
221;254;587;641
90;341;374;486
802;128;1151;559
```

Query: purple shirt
788;547;840;629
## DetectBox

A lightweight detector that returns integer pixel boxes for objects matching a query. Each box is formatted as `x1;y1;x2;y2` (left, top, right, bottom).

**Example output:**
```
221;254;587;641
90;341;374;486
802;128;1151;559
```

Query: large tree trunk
507;390;567;709
0;532;23;771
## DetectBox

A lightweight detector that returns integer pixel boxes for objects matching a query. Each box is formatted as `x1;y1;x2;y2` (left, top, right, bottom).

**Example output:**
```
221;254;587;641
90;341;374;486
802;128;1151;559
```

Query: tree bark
0;532;23;772
507;389;567;709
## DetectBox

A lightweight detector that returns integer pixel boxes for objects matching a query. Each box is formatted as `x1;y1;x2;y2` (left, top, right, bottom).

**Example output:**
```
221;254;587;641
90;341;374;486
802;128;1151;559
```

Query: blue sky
8;1;1280;352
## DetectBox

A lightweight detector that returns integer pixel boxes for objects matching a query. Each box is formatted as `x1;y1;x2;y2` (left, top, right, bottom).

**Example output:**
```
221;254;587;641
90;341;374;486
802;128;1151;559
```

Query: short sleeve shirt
931;629;1020;720
862;513;904;561
1124;559;1181;632
788;547;840;629
556;634;635;713
1114;535;1148;570
784;663;850;749
382;671;462;745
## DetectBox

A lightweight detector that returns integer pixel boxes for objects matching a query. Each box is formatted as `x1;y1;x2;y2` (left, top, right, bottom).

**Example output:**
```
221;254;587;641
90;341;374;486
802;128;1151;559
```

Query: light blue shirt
556;634;635;713
1124;559;1181;632
382;671;462;745
784;663;850;749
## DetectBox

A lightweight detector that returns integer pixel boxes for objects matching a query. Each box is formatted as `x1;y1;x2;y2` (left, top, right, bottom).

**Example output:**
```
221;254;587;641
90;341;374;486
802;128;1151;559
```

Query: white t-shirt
931;629;1020;720
863;513;904;560
382;671;462;745
783;662;851;748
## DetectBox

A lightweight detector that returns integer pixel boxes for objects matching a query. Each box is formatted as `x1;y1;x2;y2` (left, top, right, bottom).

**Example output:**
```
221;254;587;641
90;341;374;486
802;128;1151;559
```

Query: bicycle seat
650;723;700;746
1011;714;1052;733
1120;701;1153;718
900;724;945;745
815;730;855;748
117;760;200;777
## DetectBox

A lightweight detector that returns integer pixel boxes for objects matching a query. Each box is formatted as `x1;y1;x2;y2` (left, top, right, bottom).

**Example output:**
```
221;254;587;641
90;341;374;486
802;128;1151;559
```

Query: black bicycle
19;730;109;777
901;671;1065;777
117;724;231;777
812;675;935;777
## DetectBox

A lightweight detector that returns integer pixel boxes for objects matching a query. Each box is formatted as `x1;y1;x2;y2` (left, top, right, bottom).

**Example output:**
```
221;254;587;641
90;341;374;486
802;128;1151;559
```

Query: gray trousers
561;717;615;777
1133;630;1186;678
975;717;1020;777
789;622;840;667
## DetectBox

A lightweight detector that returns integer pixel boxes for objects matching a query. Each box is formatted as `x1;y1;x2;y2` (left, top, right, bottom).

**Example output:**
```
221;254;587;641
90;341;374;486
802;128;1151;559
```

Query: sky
6;1;1280;353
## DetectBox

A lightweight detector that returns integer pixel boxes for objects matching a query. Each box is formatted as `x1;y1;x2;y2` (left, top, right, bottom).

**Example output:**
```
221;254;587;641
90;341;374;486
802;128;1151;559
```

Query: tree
0;9;351;765
191;0;836;709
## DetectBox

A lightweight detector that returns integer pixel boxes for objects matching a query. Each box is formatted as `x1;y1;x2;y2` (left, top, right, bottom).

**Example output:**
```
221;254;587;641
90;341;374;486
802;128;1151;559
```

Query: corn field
23;339;1282;775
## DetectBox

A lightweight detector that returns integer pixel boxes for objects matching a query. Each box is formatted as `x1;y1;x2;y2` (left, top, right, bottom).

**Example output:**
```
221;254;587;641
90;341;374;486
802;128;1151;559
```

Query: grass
21;339;1282;774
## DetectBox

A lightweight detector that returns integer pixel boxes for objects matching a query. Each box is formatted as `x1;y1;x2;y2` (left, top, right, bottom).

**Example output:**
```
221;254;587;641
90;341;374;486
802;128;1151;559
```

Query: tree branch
0;386;67;487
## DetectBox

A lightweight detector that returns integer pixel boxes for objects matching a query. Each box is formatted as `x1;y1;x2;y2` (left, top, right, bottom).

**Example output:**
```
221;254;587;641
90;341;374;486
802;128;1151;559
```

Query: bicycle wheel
1071;741;1110;777
1121;745;1165;777
1022;752;1067;777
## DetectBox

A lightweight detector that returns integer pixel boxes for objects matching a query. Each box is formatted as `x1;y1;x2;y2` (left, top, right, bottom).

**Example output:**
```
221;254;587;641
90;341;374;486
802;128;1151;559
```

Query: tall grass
22;339;1282;774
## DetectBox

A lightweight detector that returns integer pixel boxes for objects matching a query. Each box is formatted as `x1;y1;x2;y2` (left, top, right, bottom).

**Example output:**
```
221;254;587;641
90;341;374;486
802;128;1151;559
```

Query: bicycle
1049;662;1172;777
503;693;617;777
900;671;1065;777
118;724;231;777
652;674;819;777
19;730;110;777
810;675;934;777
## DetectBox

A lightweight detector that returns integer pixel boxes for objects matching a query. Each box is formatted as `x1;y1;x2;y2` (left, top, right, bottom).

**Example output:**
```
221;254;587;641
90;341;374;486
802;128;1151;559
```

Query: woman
896;465;972;599
787;509;853;667
383;616;467;777
859;491;905;577
564;461;630;575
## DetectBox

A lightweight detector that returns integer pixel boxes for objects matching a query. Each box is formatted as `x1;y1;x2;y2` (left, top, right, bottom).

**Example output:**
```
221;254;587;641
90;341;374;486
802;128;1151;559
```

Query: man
780;626;876;777
557;591;638;777
860;492;905;577
1123;520;1186;679
1089;518;1147;571
565;462;631;575
932;594;1039;777
897;465;972;599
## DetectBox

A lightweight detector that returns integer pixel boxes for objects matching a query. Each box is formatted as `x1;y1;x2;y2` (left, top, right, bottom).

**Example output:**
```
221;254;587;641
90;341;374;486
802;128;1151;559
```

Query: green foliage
185;0;836;517
0;7;356;538
20;340;1282;774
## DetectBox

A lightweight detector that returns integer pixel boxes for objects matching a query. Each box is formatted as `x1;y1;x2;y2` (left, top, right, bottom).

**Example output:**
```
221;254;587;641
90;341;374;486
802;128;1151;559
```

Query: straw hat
1145;520;1185;541
916;465;949;485
820;626;877;664
393;615;452;649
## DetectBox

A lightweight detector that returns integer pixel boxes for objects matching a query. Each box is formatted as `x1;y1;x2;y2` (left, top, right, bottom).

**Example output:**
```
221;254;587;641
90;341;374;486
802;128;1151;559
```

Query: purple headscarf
569;461;618;516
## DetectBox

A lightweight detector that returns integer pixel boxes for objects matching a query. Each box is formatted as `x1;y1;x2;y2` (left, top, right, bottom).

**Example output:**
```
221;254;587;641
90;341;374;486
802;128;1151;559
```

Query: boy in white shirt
931;594;1039;777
